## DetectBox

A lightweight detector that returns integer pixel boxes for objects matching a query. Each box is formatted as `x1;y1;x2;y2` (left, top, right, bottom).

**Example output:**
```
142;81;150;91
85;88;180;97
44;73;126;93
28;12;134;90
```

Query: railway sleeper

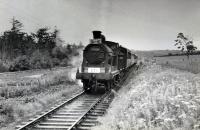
34;124;70;129
51;115;79;119
84;99;98;102
87;112;103;116
58;110;86;113
73;108;90;110
74;104;92;107
46;118;77;122
38;122;73;126
90;110;105;115
94;106;109;110
77;125;96;130
93;108;106;111
63;104;85;109
83;118;98;122
96;103;109;107
79;122;97;127
55;112;82;116
85;115;98;120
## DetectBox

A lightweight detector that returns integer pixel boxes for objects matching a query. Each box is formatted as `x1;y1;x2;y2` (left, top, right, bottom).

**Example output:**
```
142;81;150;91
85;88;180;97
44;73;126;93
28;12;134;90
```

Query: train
76;31;138;93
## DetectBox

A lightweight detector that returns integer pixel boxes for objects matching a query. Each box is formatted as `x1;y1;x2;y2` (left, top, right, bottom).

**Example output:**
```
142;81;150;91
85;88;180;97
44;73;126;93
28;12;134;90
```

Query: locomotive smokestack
92;31;102;39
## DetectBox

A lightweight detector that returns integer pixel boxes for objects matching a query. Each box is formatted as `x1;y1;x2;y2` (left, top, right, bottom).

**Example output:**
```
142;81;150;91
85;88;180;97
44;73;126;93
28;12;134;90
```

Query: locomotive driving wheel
107;81;113;91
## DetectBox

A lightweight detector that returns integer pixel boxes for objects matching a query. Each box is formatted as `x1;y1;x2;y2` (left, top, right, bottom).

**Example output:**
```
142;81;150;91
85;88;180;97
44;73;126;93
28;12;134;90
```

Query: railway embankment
94;64;200;130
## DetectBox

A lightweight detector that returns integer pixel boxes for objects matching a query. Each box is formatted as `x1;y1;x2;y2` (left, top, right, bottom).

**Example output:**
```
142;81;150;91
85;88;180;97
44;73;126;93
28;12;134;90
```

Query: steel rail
16;91;85;130
67;91;110;130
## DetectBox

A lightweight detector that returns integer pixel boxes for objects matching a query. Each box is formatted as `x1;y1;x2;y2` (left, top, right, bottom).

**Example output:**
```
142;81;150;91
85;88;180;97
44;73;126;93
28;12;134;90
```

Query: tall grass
94;64;200;130
0;67;82;129
0;68;77;99
155;55;200;74
0;84;81;129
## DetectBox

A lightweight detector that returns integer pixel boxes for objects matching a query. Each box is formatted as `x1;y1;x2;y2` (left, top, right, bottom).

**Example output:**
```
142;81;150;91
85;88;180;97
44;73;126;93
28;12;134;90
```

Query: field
0;67;76;87
155;55;200;74
133;50;200;74
94;63;200;130
0;67;82;130
133;50;180;59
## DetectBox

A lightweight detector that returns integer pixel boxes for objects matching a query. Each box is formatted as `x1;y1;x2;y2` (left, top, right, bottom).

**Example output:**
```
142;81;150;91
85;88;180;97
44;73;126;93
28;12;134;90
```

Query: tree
0;18;28;58
78;41;84;48
11;17;23;32
174;33;197;53
0;18;83;71
34;27;56;53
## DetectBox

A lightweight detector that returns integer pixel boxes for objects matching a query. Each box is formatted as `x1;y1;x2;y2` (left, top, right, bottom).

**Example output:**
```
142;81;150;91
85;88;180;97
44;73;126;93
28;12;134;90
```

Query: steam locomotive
76;31;137;93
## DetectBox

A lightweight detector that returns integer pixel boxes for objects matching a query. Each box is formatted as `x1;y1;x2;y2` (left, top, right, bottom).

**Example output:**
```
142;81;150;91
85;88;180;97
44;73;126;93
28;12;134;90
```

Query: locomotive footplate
76;72;116;80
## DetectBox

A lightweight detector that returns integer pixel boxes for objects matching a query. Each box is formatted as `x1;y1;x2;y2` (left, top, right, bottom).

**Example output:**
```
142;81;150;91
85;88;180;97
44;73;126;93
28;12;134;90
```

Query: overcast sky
0;0;200;50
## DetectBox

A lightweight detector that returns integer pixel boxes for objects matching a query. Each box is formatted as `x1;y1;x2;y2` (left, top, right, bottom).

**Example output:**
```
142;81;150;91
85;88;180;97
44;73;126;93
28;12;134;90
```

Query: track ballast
16;91;113;130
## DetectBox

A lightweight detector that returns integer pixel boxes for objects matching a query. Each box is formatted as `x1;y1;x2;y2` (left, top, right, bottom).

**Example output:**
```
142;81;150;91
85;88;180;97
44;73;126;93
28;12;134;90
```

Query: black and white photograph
0;0;200;130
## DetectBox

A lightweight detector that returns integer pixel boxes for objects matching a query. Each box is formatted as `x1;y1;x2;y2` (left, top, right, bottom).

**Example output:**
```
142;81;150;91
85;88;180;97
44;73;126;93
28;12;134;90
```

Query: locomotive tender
76;31;137;93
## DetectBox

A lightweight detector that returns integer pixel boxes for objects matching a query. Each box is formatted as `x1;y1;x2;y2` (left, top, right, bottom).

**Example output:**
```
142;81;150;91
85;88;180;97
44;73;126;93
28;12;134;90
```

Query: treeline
0;18;84;72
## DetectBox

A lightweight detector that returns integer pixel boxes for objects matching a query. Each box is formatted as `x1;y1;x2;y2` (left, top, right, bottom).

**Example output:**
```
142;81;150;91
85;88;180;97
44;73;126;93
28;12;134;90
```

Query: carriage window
112;56;117;66
128;53;131;59
134;55;138;59
119;56;124;59
108;57;112;65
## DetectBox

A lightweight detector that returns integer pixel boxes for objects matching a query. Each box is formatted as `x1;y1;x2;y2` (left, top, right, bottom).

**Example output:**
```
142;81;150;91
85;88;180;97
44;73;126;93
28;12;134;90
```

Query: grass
155;55;200;74
0;67;76;98
0;84;82;129
0;67;82;130
94;64;200;130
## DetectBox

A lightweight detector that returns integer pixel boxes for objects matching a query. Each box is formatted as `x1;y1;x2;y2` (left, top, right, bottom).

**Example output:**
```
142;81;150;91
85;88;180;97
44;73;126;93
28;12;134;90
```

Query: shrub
0;60;9;72
52;58;60;66
9;55;30;71
60;58;69;66
30;50;53;69
168;53;172;56
52;46;66;60
0;102;14;124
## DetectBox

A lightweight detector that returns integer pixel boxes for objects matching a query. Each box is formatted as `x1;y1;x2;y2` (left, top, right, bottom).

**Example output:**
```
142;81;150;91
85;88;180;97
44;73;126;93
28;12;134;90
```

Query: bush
52;58;60;66
30;50;53;69
168;53;172;56
0;102;14;124
0;60;9;72
8;50;55;71
52;46;66;60
9;55;30;71
60;58;69;66
1;43;82;72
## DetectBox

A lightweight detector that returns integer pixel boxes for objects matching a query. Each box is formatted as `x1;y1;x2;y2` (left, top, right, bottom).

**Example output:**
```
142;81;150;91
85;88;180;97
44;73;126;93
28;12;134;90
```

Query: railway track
16;65;137;130
16;91;113;130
